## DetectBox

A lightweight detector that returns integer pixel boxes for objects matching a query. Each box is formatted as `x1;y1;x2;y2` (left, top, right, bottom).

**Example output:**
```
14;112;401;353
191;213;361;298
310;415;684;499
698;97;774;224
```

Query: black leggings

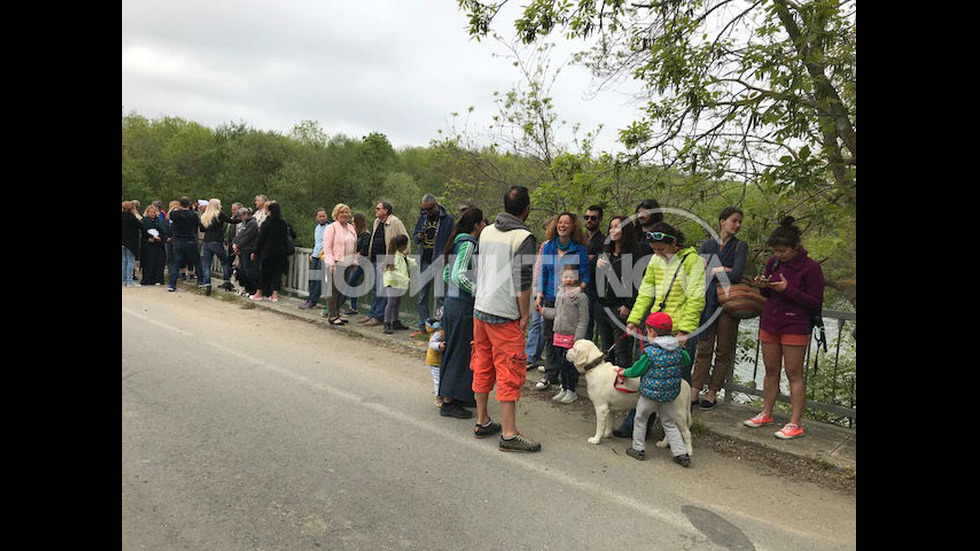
258;253;286;296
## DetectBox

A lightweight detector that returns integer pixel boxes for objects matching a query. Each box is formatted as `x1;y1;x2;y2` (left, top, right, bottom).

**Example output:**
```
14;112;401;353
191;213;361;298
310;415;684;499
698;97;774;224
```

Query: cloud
122;0;642;153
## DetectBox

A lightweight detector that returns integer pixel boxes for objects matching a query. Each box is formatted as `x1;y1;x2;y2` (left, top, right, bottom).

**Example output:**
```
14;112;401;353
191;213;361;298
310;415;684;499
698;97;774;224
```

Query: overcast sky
122;0;643;154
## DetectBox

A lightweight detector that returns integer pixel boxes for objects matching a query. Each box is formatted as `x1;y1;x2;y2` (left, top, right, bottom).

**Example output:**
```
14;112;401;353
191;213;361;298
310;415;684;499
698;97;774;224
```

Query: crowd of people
123;186;824;460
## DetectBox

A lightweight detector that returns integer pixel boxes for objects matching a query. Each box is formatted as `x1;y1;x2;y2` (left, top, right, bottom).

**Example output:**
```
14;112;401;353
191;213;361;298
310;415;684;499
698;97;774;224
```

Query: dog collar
582;355;606;372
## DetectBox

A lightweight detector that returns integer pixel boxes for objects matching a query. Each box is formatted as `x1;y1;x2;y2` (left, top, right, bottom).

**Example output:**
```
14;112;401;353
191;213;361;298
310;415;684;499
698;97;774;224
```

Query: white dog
565;339;692;455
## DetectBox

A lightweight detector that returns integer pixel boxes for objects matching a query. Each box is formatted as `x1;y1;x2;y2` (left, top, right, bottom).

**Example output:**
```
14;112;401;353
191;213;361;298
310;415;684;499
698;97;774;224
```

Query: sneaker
343;309;359;316
298;302;313;310
698;399;717;410
673;454;692;468
626;447;645;461
774;423;805;440
392;321;410;331
534;379;551;391
537;365;546;373
363;318;382;327
559;390;578;404
439;402;473;419
474;420;502;439
168;287;176;292
383;322;394;335
249;294;264;301
551;389;567;401
743;412;774;428
499;433;541;453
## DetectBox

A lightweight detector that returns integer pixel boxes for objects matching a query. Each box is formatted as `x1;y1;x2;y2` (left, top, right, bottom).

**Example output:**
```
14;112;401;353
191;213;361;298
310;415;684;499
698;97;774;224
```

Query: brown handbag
716;281;765;319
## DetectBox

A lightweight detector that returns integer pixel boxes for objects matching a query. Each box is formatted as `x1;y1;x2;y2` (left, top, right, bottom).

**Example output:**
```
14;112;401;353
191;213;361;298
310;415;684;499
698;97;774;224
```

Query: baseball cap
644;312;673;333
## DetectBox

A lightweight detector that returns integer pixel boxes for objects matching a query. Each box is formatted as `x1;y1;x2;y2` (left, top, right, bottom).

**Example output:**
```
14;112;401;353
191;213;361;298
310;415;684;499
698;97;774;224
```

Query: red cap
644;312;673;333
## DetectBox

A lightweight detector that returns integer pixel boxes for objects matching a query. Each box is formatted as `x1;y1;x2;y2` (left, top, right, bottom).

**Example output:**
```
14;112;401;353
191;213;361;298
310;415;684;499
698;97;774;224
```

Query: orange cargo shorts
471;318;527;402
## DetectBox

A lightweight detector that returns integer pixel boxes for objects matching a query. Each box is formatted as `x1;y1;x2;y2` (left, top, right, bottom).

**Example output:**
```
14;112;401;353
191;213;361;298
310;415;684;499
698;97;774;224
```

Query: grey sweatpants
632;395;687;456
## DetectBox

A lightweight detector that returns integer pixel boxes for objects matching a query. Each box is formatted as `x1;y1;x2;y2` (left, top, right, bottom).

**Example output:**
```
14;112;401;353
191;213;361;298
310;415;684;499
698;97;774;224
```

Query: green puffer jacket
627;246;706;334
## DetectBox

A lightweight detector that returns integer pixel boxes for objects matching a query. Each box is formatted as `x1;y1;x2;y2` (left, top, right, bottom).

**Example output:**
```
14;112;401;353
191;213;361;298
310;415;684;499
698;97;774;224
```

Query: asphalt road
122;288;856;550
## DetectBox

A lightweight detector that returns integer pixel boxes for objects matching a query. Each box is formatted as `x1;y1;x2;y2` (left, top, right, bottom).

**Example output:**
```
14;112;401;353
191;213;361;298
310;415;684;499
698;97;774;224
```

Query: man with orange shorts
471;185;541;452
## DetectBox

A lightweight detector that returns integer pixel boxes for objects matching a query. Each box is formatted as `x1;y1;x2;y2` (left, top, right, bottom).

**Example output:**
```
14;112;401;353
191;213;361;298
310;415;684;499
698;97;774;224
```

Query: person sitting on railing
743;216;825;440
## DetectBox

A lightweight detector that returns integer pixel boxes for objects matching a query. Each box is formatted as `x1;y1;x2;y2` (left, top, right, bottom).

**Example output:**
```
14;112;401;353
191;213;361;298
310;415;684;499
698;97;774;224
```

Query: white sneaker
537;365;546;373
534;379;551;390
559;390;578;404
552;389;567;401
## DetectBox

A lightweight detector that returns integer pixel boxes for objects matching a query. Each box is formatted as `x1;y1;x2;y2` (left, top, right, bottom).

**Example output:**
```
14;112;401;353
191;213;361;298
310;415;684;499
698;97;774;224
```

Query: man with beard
411;194;454;335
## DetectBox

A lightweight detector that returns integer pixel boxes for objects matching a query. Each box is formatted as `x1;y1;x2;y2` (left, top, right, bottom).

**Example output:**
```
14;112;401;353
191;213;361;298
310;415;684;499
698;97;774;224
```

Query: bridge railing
209;249;857;428
723;310;856;428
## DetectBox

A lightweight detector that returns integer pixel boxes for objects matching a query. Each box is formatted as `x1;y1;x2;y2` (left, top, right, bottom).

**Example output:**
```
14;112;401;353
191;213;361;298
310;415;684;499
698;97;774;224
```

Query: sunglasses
645;231;676;242
583;215;599;221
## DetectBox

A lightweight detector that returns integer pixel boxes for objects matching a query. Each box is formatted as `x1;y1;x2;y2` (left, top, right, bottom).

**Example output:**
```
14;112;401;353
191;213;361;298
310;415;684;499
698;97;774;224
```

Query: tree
458;0;856;205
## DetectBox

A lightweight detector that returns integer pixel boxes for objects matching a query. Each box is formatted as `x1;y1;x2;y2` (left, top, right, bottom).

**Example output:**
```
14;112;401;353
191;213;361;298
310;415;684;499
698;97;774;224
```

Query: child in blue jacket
623;312;692;467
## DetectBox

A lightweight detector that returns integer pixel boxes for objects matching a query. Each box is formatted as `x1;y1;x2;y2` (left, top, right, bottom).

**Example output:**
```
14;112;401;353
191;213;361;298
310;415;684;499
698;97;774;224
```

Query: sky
121;0;644;154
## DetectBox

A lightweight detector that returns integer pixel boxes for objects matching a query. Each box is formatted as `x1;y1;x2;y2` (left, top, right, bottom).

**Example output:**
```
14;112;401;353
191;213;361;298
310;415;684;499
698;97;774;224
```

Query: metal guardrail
209;247;856;427
208;247;427;318
723;309;856;427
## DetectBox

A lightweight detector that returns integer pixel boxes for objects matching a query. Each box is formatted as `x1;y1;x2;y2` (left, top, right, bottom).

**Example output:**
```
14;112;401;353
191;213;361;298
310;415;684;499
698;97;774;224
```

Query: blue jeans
368;262;387;321
524;308;544;363
201;241;230;286
307;257;323;305
122;246;136;286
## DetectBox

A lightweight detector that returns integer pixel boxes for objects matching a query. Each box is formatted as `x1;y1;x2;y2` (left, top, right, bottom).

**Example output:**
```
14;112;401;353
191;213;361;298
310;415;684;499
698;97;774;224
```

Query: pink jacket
321;221;357;267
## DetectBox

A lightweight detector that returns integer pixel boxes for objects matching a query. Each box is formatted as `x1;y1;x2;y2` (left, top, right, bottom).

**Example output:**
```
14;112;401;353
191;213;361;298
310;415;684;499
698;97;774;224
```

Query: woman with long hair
436;207;487;419
140;204;169;285
533;212;590;392
594;215;639;368
692;206;749;409
250;202;293;302
199;198;240;293
744;217;824;440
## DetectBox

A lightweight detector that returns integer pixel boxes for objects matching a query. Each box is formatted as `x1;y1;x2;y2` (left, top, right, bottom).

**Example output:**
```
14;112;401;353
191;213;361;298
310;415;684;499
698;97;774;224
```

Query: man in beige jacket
361;201;410;326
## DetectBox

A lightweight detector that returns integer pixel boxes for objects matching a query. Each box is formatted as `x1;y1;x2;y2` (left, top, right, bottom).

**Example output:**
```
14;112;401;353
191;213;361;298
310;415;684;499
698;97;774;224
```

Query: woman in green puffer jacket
615;222;706;438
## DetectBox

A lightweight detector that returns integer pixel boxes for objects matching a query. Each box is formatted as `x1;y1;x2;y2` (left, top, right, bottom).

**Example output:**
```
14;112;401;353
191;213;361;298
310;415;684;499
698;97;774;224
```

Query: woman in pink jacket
321;203;358;326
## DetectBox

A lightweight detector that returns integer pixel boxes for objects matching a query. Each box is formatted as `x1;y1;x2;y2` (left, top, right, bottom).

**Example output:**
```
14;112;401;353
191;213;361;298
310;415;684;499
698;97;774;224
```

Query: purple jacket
759;247;824;335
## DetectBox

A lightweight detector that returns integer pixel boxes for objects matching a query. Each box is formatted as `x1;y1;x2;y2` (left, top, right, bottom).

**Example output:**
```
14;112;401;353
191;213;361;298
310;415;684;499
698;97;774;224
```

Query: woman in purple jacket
743;217;824;440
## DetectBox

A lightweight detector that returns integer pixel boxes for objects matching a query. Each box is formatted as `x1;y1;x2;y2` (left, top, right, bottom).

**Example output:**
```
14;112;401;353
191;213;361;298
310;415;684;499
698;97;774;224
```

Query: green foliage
459;0;857;207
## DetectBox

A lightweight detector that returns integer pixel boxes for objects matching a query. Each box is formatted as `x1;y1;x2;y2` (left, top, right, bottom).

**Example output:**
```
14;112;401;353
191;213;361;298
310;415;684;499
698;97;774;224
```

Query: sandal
329;316;345;326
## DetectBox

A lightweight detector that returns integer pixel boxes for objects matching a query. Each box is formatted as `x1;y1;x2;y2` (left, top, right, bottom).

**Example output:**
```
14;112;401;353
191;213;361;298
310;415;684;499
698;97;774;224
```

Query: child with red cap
621;311;692;467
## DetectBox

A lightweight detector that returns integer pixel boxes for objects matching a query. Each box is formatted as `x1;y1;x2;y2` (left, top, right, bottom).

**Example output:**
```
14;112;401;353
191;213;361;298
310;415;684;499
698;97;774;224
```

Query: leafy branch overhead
458;0;856;203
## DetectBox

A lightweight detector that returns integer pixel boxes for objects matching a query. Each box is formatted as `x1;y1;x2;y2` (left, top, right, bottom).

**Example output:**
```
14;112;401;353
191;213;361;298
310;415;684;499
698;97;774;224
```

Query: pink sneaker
743;412;774;428
775;423;805;439
249;294;264;301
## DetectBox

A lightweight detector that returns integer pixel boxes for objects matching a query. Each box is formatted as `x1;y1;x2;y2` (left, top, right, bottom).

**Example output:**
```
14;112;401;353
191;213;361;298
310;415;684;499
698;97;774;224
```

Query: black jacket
255;217;296;259
200;211;240;243
122;212;142;257
234;217;259;254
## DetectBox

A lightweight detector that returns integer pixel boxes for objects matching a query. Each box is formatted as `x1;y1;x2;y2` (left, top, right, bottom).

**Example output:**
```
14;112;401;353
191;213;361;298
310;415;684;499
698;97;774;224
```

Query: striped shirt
443;234;477;296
